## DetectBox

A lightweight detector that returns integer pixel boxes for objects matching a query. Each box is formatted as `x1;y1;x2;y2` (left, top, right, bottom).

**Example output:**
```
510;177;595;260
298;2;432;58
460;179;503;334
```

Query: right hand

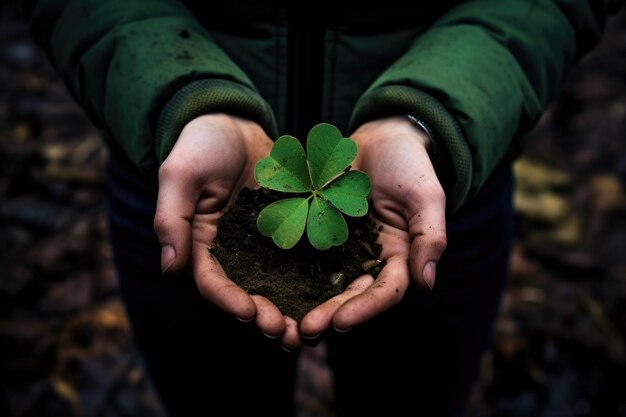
153;113;303;351
300;116;448;337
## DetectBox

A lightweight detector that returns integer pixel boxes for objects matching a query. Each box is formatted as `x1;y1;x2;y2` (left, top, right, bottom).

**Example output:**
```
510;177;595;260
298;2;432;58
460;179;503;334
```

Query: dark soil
211;187;383;322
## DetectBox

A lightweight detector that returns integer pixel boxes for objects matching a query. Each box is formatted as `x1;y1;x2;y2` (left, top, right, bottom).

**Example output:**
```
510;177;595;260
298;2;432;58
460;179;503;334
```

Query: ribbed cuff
349;85;472;212
155;79;278;164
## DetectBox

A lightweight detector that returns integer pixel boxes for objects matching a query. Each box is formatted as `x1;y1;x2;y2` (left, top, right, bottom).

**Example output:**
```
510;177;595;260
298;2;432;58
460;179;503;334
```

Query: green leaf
306;195;348;250
319;170;371;217
307;123;357;190
254;122;371;251
254;135;310;193
257;197;309;249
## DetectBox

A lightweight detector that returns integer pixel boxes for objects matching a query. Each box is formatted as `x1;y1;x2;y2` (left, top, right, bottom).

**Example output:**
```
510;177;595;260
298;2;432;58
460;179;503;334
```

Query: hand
153;113;303;350
300;116;447;336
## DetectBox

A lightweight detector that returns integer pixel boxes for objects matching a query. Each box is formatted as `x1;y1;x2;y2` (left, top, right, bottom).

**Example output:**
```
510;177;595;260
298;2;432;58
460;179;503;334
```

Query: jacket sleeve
22;0;278;174
349;0;619;212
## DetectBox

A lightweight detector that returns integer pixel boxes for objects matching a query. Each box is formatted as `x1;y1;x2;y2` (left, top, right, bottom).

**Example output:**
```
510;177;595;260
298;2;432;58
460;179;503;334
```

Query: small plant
254;123;371;250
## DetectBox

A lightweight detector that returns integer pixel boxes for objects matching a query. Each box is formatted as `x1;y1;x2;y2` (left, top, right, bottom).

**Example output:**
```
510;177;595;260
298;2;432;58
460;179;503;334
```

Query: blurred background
1;4;625;417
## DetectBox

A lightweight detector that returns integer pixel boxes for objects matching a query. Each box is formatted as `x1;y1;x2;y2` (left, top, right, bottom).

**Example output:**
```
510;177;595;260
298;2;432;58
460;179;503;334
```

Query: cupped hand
153;113;302;350
300;116;448;337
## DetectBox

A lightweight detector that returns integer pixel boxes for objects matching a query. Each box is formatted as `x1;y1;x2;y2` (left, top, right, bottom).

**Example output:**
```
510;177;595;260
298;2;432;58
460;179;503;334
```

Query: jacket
22;0;619;211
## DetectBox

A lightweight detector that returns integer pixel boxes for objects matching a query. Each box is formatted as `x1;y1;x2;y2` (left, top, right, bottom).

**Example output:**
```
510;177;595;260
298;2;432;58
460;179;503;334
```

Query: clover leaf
254;123;371;250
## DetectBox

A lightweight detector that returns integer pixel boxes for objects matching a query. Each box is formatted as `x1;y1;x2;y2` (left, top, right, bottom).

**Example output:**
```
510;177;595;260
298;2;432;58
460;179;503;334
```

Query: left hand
299;116;448;337
153;113;302;350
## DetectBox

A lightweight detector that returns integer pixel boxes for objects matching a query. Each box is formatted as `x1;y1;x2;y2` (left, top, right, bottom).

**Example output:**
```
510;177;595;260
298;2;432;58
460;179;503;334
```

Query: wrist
406;114;440;164
353;115;432;154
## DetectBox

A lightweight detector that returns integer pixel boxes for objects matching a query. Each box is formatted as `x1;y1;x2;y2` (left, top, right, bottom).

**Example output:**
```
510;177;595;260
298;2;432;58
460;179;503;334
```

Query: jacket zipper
286;6;325;141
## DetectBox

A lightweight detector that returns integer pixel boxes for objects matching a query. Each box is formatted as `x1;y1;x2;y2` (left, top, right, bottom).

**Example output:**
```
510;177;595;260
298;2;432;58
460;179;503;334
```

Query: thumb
407;188;447;290
409;231;447;290
153;167;196;274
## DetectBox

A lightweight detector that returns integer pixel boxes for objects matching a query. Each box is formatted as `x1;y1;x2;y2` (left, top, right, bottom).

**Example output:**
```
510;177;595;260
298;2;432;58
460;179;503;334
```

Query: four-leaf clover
254;123;371;250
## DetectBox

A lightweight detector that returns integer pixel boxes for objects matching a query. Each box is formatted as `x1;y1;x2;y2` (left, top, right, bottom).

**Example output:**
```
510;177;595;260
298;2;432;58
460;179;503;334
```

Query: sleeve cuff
155;79;278;165
349;85;472;212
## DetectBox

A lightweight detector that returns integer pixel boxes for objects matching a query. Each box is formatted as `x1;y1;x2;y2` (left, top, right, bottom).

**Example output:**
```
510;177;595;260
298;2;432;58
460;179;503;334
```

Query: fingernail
236;316;254;323
262;331;279;340
161;245;176;274
333;326;352;334
423;261;436;290
281;345;294;353
302;333;322;347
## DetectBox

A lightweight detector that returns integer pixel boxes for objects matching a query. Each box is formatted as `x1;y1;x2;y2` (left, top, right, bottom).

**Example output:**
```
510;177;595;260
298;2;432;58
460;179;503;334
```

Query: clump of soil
211;187;383;322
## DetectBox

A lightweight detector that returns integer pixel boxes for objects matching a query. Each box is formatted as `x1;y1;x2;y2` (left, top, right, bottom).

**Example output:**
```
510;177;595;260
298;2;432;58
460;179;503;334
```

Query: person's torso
183;0;465;137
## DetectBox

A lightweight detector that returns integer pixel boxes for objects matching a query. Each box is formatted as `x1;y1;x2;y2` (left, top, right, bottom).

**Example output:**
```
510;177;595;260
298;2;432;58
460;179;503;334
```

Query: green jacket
23;0;618;211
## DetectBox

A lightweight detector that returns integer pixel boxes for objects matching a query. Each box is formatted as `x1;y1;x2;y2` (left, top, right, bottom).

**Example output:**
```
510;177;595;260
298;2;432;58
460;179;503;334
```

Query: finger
192;242;257;321
299;275;374;337
332;256;410;330
280;316;303;352
406;185;447;290
154;163;198;274
251;295;286;339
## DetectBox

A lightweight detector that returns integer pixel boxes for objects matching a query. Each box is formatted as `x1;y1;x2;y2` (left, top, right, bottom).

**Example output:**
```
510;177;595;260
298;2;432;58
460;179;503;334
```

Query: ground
1;6;625;417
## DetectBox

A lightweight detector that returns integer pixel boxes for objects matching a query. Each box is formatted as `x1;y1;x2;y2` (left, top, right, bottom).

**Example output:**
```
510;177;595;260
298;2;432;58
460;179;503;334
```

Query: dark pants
106;154;514;417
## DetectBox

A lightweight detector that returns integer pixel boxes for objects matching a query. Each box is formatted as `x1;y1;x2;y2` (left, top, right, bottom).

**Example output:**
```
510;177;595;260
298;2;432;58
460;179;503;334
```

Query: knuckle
413;227;447;252
420;180;446;203
427;231;448;252
158;159;184;181
403;178;446;208
153;211;170;235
